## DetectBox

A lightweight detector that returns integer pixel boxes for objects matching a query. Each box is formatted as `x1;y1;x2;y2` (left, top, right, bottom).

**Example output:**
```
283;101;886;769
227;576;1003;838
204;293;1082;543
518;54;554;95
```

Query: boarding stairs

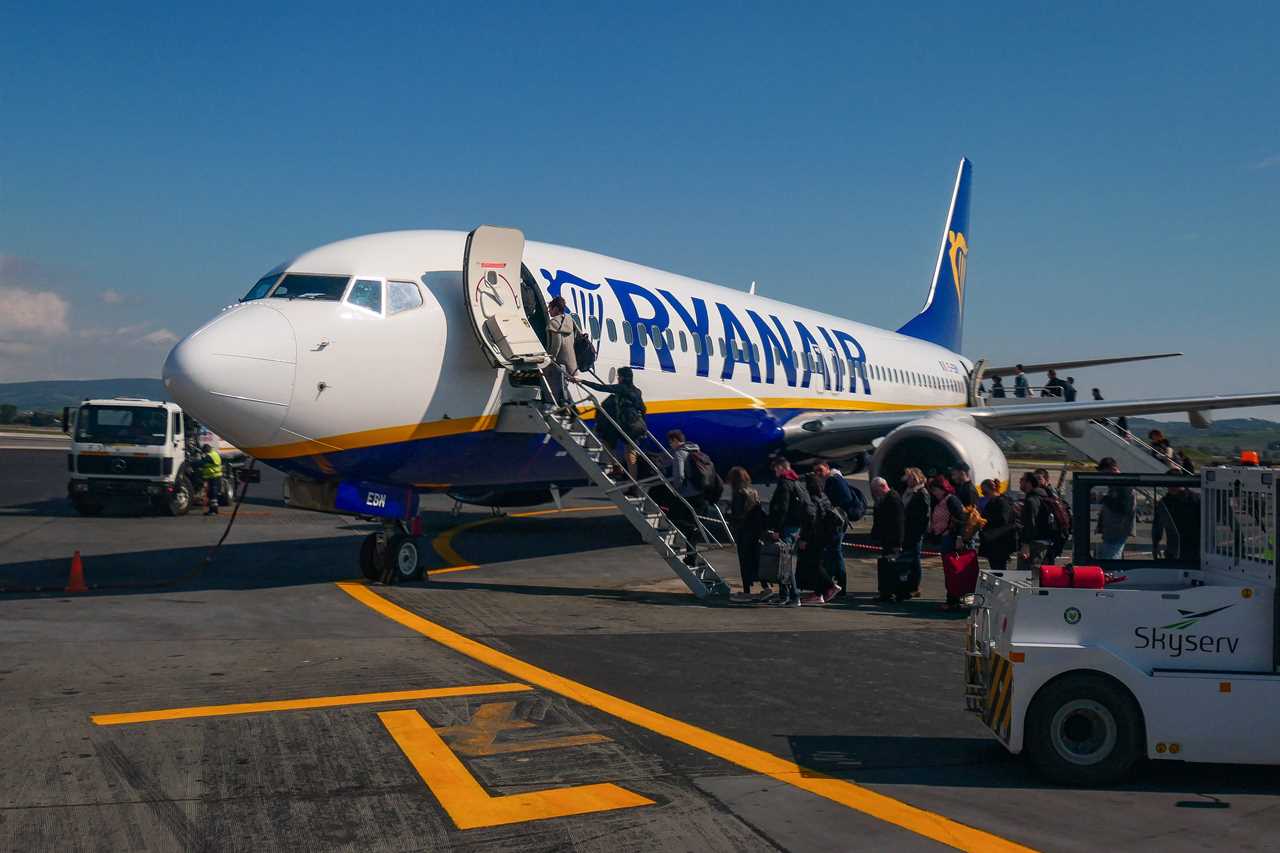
498;377;734;599
1041;419;1192;475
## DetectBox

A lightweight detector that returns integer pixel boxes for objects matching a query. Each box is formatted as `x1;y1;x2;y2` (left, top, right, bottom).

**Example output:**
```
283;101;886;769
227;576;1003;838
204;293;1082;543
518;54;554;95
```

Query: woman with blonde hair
899;467;930;600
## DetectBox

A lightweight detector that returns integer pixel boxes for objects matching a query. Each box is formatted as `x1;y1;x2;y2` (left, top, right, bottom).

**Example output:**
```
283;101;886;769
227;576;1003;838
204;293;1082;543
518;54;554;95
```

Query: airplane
162;157;1280;580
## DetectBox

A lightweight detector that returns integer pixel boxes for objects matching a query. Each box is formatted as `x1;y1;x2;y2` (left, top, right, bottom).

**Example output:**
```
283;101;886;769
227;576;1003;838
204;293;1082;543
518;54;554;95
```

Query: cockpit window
387;281;423;315
270;274;350;301
347;279;383;314
242;273;280;302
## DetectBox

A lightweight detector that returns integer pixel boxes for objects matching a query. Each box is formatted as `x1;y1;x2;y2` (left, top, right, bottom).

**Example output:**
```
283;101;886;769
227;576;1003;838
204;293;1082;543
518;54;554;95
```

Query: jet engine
870;417;1009;491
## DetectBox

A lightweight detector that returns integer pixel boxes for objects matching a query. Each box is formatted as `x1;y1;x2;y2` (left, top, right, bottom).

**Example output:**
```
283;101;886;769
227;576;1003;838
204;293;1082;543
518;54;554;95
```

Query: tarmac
3;447;1279;852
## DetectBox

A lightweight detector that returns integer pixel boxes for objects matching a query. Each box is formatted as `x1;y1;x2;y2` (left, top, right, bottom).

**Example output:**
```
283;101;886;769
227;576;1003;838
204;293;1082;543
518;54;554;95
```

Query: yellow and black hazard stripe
982;654;1014;741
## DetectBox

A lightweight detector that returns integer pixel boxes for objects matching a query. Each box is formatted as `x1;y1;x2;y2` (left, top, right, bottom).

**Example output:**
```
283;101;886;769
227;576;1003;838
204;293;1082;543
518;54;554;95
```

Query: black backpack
685;449;724;502
574;331;597;372
613;387;646;433
1037;492;1073;544
785;480;815;528
845;484;867;522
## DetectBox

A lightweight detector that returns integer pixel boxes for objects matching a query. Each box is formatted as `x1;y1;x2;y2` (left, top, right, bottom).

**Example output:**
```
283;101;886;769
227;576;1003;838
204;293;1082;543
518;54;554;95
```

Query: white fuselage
163;230;971;490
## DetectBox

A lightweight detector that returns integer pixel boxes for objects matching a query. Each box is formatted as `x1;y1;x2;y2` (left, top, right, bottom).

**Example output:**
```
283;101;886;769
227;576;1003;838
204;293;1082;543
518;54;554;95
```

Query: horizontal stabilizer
983;352;1182;377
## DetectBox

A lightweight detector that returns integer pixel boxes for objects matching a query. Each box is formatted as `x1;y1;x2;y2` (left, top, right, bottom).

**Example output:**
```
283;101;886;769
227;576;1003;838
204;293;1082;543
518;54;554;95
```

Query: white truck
63;397;238;516
966;466;1278;785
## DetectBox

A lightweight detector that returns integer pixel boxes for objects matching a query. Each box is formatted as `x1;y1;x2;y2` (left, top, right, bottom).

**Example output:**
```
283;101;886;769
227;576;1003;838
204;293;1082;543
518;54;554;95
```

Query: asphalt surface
2;448;1278;852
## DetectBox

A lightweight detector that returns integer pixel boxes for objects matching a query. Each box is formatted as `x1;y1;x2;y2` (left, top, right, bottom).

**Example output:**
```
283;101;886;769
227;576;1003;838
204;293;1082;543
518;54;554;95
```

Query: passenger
199;443;222;515
813;461;864;594
1034;467;1067;563
578;367;647;482
1153;473;1201;560
1148;430;1175;466
664;429;706;567
765;456;813;607
727;466;768;597
1092;387;1104;401
543;296;580;405
948;462;980;508
1065;376;1078;402
1176;450;1196;473
1016;471;1055;569
1041;368;1067;398
1095;457;1135;559
990;375;1006;398
900;467;930;596
1013;365;1029;398
797;474;841;603
928;475;965;555
978;479;1017;571
870;476;904;557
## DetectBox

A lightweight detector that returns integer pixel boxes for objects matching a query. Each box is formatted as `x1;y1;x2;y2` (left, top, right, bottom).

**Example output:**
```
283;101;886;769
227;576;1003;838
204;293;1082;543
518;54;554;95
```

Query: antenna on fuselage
748;280;757;295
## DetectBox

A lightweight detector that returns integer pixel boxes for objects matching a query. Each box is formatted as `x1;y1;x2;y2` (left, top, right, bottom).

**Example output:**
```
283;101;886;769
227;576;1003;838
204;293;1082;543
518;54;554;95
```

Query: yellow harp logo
947;230;968;302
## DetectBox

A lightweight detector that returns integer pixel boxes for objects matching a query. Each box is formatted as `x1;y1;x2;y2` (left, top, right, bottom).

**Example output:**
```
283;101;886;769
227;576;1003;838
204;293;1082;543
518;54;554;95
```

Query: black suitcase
877;554;918;601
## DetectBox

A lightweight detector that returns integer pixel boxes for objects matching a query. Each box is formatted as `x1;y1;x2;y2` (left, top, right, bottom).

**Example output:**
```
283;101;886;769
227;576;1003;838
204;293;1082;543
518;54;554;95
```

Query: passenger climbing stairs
499;380;733;599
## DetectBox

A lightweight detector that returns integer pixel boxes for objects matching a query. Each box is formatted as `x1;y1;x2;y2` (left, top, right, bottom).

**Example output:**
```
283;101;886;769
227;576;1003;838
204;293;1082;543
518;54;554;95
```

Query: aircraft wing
783;392;1280;455
982;352;1182;377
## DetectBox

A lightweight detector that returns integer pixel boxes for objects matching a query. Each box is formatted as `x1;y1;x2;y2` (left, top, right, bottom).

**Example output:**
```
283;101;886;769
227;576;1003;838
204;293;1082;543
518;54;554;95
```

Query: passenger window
718;338;726;358
590;317;602;338
679;331;687;352
636;324;649;346
623;322;634;344
665;329;675;350
347;279;383;314
652;327;665;350
705;334;714;354
752;343;761;362
607;318;617;342
387;281;423;314
692;333;702;355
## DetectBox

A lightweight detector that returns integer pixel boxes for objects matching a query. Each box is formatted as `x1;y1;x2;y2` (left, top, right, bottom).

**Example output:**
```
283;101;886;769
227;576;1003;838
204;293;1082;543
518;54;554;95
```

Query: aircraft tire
359;533;380;581
383;534;423;582
1025;672;1144;787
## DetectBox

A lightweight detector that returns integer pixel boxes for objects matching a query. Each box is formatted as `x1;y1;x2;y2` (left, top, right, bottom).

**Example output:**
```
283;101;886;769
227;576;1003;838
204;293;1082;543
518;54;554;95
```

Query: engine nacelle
870;417;1009;491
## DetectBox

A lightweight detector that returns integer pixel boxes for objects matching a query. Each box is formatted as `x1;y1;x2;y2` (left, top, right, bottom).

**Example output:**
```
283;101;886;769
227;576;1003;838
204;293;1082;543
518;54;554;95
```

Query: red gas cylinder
1039;564;1105;589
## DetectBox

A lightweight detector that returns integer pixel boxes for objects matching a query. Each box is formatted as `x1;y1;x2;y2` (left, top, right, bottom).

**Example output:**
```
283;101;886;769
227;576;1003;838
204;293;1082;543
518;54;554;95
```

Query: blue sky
2;3;1277;413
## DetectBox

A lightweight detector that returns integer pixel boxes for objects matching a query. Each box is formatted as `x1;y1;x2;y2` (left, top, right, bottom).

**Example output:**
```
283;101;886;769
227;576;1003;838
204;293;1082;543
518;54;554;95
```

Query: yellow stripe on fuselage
245;397;964;460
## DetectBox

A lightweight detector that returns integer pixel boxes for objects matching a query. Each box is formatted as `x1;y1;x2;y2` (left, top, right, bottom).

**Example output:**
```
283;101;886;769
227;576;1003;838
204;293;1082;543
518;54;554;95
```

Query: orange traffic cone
65;550;88;593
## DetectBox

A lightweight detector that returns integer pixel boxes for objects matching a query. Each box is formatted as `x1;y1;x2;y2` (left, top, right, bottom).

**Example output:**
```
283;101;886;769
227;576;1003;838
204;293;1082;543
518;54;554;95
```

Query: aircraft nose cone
163;305;296;448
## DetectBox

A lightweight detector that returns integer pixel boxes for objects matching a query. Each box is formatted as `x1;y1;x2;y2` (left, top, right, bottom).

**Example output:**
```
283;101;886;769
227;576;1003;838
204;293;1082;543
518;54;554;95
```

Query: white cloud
0;286;70;335
137;328;179;346
0;341;37;356
1252;152;1280;170
100;288;125;304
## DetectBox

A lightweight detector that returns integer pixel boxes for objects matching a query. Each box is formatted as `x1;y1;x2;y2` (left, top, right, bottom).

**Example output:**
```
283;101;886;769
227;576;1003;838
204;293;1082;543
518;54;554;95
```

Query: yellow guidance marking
338;582;1036;853
92;683;532;726
429;505;618;576
380;709;653;829
438;700;610;756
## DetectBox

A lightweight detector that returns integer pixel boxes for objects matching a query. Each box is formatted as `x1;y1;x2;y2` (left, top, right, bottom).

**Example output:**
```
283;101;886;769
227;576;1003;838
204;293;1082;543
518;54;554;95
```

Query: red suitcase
942;549;980;598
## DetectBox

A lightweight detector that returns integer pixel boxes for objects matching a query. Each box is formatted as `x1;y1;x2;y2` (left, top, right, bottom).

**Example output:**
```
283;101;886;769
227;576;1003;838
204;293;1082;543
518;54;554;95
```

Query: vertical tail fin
896;157;972;353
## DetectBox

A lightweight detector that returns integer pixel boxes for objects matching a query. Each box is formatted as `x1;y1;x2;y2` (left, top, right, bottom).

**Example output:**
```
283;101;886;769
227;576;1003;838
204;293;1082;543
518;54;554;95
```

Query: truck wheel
1025;673;1144;787
359;533;380;581
382;534;423;582
166;479;192;516
73;499;103;516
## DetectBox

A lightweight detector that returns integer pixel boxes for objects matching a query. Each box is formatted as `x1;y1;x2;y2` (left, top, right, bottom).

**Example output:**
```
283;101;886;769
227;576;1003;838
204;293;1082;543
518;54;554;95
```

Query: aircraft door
462;226;549;370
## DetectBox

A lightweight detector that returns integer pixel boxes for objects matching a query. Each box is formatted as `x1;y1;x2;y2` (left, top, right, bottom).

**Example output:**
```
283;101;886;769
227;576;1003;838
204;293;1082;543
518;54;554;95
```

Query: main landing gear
359;519;424;584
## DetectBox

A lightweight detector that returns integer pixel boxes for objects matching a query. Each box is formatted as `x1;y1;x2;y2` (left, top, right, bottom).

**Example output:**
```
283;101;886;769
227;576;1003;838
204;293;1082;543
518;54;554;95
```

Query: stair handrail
537;373;729;550
1089;420;1194;476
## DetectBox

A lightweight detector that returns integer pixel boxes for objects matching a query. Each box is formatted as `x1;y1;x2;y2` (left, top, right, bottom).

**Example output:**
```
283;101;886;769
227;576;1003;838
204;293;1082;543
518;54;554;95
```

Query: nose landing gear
359;520;424;584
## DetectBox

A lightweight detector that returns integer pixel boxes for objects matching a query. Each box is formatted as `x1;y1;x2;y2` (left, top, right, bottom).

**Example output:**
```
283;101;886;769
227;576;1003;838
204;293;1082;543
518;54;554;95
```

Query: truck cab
966;467;1279;785
64;397;204;515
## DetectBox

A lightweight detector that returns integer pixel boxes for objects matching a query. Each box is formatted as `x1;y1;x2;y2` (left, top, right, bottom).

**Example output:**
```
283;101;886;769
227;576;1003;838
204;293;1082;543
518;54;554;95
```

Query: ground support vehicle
966;467;1279;785
63;398;240;516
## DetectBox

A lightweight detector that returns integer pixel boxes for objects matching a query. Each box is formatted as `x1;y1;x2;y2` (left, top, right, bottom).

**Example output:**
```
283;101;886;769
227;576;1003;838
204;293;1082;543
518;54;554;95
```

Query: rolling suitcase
942;549;980;599
758;541;794;585
877;554;916;600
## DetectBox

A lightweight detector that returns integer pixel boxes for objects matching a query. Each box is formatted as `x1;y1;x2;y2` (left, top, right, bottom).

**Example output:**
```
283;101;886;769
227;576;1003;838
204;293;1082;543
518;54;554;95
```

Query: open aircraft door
462;226;549;371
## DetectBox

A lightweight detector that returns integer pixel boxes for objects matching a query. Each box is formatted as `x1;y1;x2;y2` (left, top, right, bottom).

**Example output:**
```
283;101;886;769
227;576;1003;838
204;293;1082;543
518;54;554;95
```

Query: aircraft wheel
359;533;380;581
382;534;423;582
1026;673;1144;787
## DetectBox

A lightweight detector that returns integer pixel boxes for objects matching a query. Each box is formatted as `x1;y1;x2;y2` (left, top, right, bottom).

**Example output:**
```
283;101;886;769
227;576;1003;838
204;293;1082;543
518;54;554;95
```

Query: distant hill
0;378;168;411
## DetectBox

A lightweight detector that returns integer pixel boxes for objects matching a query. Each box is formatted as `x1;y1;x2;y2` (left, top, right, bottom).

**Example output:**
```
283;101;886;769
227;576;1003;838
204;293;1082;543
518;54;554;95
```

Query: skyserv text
1134;627;1241;657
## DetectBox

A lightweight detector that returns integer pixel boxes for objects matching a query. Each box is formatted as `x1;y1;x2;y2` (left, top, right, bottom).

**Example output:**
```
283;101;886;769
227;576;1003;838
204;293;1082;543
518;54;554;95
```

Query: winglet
897;158;972;353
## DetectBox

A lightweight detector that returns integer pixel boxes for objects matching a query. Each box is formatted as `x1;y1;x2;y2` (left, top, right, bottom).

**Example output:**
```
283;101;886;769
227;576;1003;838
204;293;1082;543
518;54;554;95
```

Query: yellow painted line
91;683;532;726
380;709;652;829
428;505;618;576
337;582;1037;852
